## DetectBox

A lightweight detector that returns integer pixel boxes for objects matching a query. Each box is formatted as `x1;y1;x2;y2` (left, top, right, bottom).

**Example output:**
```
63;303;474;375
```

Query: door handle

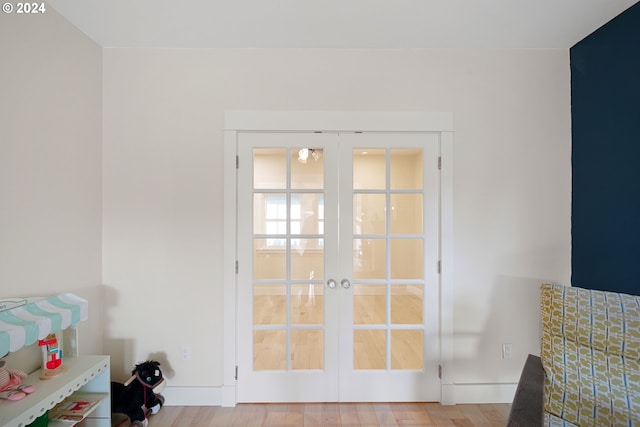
341;278;351;289
327;278;337;289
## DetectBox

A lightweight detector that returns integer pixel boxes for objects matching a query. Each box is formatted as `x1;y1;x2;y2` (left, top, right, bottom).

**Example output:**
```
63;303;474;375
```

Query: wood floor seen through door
253;289;425;370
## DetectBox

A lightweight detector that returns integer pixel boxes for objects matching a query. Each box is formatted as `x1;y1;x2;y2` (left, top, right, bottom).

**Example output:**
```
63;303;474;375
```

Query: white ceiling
47;0;637;49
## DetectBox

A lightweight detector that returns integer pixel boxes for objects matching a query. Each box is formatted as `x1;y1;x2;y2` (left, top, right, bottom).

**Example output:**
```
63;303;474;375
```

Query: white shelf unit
48;392;109;426
0;295;111;427
0;355;110;427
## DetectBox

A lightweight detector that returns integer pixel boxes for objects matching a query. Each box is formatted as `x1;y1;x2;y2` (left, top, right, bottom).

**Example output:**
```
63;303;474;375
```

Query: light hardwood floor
145;403;511;426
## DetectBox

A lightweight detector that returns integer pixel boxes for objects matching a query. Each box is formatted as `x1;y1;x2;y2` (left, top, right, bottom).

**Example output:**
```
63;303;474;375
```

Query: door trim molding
223;111;454;407
224;110;453;132
222;129;238;407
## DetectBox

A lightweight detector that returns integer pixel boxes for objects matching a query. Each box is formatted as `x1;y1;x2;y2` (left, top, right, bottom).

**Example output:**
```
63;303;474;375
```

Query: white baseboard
450;383;518;404
162;386;222;406
160;383;515;407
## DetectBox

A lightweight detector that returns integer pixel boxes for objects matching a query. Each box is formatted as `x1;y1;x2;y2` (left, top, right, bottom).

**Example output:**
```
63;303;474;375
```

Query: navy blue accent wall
570;2;640;295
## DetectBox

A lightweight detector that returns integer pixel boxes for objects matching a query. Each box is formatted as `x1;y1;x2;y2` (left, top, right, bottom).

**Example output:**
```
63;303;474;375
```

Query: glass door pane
340;132;440;402
238;131;440;403
351;148;426;371
238;132;339;403
252;147;326;371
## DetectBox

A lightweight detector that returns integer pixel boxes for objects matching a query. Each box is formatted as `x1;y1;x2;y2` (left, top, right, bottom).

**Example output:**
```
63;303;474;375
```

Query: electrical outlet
502;343;512;359
181;346;191;361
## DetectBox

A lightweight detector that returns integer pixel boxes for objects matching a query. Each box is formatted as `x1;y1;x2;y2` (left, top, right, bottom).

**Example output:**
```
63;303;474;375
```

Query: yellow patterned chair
540;283;640;426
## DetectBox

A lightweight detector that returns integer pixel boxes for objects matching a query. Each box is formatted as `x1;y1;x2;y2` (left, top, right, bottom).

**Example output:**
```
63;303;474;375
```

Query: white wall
102;48;571;400
0;10;103;354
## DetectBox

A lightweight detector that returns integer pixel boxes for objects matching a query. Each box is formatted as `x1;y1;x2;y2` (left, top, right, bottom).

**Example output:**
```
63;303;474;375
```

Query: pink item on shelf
0;389;26;401
0;353;36;401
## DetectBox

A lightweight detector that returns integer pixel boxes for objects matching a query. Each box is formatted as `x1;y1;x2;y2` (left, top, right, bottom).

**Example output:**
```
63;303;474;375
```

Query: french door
237;131;440;402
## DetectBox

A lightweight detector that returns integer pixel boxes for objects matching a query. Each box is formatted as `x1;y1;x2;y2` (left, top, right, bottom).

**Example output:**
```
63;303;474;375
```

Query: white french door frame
222;111;454;407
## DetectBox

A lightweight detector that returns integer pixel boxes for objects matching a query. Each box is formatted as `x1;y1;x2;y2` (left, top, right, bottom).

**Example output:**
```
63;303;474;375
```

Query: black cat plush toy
111;360;166;427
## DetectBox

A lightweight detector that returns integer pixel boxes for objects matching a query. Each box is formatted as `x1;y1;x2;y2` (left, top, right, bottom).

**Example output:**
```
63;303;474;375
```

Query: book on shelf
49;395;103;421
48;413;83;423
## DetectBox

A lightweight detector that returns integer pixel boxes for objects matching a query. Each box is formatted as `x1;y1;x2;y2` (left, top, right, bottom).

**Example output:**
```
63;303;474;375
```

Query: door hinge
438;365;442;379
438;156;442;170
437;260;441;274
235;260;239;274
236;155;239;169
235;365;238;380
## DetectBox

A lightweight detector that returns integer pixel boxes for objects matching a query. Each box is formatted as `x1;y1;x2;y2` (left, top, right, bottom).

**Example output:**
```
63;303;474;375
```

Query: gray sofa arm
507;354;544;426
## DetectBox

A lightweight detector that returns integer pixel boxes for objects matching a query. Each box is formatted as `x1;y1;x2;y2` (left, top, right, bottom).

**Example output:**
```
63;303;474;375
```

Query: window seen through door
264;194;324;248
